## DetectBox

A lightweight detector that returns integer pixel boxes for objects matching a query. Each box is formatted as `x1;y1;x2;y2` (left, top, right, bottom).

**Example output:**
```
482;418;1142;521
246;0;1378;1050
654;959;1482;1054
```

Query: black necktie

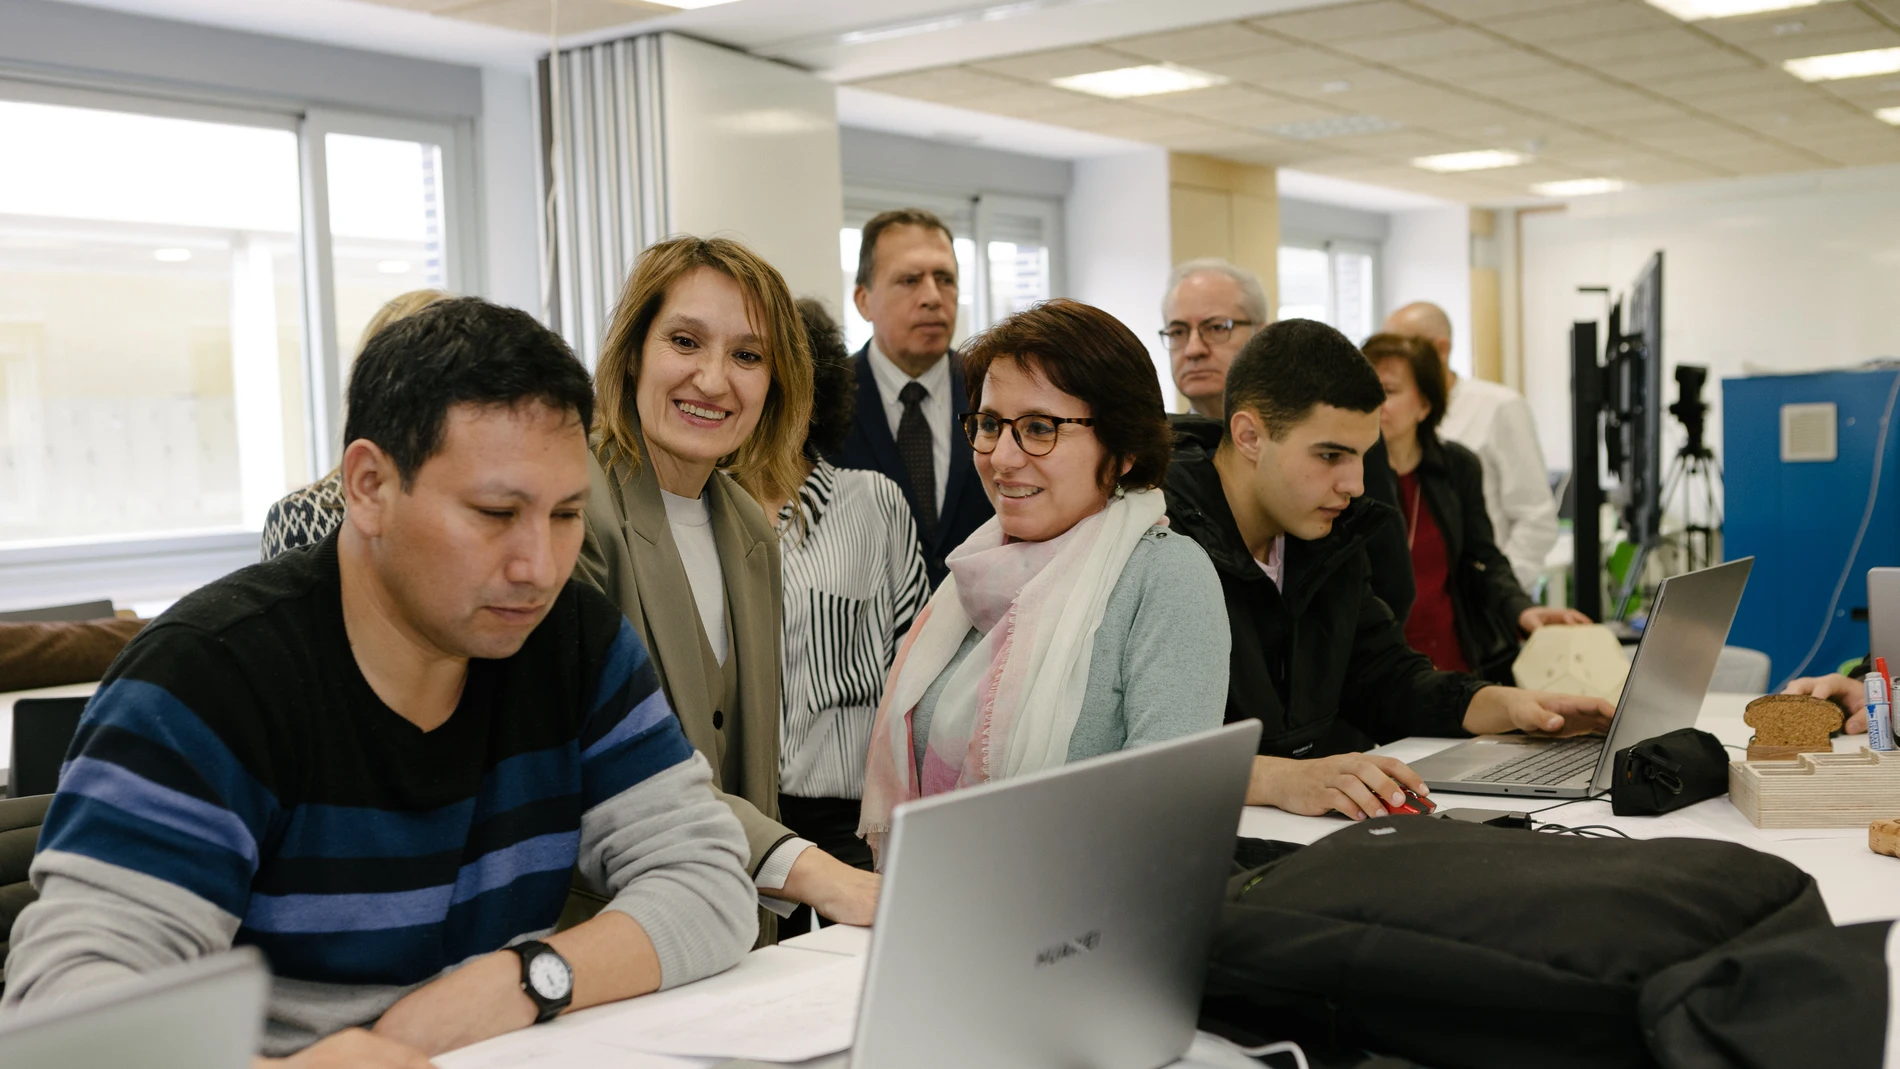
897;381;938;537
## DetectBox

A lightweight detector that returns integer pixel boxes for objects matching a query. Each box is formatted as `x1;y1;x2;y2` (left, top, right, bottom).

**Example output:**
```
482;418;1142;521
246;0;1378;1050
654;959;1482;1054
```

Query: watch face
528;952;572;1001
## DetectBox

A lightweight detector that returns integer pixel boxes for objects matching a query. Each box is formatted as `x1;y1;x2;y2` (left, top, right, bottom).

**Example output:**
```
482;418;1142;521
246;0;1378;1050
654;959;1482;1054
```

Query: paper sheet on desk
577;955;864;1063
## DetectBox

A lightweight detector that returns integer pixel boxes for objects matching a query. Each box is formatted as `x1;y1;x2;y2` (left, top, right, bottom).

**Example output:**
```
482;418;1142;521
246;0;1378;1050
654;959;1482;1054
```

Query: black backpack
1201;817;1869;1069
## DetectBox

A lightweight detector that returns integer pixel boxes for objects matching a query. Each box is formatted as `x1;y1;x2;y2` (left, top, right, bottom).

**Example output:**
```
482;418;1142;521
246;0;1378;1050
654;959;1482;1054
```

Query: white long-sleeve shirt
1439;375;1561;592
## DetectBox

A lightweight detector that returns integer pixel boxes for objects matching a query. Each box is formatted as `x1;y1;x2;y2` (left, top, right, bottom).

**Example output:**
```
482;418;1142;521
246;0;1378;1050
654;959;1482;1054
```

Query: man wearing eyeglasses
1160;259;1266;420
1163;259;1414;623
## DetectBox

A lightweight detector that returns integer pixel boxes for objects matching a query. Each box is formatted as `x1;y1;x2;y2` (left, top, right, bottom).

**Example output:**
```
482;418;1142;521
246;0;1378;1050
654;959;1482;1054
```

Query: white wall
480;67;540;316
1382;205;1472;376
1518;163;1900;471
661;35;844;310
1064;148;1173;401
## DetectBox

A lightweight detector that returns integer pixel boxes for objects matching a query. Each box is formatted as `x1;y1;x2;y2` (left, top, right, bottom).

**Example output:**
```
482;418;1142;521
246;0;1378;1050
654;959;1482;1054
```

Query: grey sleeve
575;751;758;989
4;851;239;1010
1119;532;1233;748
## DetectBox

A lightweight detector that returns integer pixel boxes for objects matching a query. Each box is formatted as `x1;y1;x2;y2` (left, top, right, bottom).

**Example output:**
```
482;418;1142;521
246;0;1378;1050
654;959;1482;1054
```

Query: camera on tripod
1669;364;1709;457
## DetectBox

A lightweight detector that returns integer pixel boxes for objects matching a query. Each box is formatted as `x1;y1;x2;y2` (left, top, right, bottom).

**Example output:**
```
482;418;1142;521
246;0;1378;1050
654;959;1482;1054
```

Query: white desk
1240;691;1900;926
441;690;1899;1069
0;681;98;792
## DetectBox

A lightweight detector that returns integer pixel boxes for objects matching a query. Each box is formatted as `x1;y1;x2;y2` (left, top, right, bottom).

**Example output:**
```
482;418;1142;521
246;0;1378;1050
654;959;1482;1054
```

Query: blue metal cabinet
1724;368;1900;681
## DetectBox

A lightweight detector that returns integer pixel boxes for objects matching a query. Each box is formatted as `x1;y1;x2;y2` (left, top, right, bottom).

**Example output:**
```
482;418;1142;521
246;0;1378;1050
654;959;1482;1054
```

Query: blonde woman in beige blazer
578;236;882;941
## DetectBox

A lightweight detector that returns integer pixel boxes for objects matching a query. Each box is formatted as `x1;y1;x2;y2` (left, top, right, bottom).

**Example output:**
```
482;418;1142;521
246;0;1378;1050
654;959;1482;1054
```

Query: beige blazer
577;442;793;873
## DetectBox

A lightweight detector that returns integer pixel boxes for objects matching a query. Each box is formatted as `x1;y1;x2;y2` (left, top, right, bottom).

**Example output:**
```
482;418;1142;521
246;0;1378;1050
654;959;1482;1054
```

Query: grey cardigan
910;525;1231;769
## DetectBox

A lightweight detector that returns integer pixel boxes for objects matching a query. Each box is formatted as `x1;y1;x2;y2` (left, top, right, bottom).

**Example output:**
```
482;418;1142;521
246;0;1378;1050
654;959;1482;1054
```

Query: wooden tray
1730;748;1900;828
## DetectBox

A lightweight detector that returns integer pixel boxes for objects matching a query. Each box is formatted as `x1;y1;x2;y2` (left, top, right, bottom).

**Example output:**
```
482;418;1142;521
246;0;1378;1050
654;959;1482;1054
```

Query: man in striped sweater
3;299;757;1065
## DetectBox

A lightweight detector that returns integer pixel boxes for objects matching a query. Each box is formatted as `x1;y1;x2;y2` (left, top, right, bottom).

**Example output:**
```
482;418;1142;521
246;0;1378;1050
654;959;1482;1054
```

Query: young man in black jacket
1163;319;1613;821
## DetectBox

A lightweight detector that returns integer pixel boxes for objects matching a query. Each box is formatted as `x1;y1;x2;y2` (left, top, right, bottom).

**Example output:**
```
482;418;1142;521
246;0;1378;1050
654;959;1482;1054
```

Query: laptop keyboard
1465;737;1605;786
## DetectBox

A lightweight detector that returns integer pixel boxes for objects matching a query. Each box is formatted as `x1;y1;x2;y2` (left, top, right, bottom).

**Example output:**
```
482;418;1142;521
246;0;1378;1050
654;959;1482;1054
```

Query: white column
230;232;286;529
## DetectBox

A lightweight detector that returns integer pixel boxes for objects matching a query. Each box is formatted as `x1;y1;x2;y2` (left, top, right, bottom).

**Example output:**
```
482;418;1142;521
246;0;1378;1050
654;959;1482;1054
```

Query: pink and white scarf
857;487;1167;865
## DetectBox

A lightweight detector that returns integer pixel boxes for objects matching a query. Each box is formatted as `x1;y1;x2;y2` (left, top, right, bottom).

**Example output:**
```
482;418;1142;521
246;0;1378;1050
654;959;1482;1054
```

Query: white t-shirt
661;488;728;665
1439;375;1560;592
1255;534;1286;589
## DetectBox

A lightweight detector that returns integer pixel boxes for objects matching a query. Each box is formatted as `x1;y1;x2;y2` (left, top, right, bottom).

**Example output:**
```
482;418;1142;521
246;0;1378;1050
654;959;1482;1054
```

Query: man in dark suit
827;208;993;587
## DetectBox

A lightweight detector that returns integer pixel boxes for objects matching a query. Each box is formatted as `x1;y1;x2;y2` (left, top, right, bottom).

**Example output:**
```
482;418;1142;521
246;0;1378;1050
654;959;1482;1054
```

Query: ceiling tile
1694;144;1831;173
1818;76;1900;105
1541;26;1723;64
1452;65;1617;98
1316;128;1475;157
1729;25;1900;64
1484;1;1679;45
442;0;667;34
1610;156;1727;182
1135;85;1345;124
1331;26;1512;64
1696;2;1886;47
1412;0;1599;20
971;46;1141;81
1108;23;1294;64
1395;47;1555;82
1646;66;1803;101
1556;91;1701;124
1589;46;1759;83
1246;1;1451;43
1263;67;1426;101
1196;48;1372;87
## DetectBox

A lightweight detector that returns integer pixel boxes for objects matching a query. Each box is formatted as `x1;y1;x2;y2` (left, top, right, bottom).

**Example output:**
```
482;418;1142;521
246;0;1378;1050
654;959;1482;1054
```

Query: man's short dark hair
796;297;857;460
855;208;955;289
1222;319;1385;441
343;297;594;487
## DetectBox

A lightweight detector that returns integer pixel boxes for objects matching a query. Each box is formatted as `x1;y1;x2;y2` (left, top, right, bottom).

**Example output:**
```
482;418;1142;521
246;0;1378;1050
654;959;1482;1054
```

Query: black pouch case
1611;727;1731;816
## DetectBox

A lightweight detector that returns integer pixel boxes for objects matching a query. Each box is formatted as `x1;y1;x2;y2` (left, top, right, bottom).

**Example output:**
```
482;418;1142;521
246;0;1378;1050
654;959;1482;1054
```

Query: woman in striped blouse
755;299;929;878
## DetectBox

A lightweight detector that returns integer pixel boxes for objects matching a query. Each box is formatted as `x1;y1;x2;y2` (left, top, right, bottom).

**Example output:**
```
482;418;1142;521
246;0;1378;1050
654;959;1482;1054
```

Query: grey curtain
538;35;668;366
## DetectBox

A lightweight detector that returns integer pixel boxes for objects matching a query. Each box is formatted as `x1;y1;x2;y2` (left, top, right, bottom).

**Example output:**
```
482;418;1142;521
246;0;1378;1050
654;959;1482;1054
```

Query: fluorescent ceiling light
647;0;741;8
1643;0;1838;20
153;248;191;262
1783;47;1900;81
1412;149;1527;172
1051;64;1227;99
1531;178;1631;197
1878;106;1900;125
1264;115;1403;140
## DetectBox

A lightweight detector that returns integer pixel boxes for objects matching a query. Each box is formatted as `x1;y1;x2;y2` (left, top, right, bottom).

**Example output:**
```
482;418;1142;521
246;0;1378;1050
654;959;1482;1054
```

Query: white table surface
440;690;1900;1069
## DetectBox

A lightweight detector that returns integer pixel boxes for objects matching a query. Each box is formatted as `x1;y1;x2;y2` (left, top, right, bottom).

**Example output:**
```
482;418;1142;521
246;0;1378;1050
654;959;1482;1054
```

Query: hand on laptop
782;847;882;927
1782;673;1868;734
1464;687;1614;738
1518;607;1592;633
1246;753;1430;821
255;1027;435;1068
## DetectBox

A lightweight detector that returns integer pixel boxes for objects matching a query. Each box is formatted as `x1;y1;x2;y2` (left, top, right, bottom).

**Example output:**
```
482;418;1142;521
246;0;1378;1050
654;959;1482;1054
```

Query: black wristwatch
510;940;573;1024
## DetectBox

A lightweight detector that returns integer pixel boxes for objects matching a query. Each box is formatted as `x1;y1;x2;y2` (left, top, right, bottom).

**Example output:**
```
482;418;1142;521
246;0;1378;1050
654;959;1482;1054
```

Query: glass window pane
327;133;446;388
0;100;305;543
984;206;1052;328
1277;245;1331;324
839;226;872;355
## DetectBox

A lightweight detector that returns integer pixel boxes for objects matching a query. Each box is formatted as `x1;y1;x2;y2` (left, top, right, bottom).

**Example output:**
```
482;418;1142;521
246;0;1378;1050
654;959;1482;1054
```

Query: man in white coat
1383;301;1558;593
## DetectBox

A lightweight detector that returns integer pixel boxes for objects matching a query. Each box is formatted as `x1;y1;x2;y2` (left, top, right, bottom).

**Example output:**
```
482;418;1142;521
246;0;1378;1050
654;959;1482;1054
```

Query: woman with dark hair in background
1364;332;1587;681
858;299;1228;865
751;299;927;904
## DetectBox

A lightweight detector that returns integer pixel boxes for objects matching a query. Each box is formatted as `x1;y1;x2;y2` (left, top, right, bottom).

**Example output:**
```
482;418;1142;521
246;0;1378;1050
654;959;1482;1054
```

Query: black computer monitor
1605;252;1664;545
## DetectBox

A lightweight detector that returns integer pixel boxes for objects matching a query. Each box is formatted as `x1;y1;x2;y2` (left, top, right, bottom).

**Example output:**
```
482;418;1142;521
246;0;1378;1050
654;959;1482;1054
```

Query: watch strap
511;939;573;1024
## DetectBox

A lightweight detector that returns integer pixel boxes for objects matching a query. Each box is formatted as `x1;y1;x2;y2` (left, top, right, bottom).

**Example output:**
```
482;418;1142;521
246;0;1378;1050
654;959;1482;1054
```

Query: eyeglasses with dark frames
1158;317;1255;351
960;411;1094;457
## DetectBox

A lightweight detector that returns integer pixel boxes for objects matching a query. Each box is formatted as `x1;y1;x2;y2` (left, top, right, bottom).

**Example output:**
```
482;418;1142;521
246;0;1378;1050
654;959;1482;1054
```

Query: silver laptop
0;948;268;1068
776;720;1259;1069
1412;557;1752;798
1869;567;1900;669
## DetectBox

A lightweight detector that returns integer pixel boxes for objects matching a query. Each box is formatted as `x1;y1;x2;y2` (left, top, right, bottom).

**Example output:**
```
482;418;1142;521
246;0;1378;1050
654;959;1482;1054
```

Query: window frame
0;76;480;595
1276;237;1383;341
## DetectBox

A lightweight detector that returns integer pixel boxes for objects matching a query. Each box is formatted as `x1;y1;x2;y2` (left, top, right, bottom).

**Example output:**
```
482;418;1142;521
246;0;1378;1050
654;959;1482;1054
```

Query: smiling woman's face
634;266;771;494
973;358;1117;544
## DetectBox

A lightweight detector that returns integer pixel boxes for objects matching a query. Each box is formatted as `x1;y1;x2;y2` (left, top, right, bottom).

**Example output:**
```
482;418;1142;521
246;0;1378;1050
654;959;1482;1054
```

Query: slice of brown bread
1744;694;1844;750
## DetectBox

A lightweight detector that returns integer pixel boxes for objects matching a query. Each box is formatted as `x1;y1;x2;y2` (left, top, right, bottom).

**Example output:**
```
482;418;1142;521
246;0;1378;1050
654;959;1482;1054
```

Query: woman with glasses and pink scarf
858;299;1230;864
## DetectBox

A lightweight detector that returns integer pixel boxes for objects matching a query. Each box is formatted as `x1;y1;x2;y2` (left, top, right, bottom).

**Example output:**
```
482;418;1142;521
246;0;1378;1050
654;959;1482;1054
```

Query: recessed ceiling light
1051;64;1227;99
1784;47;1900;82
377;260;412;275
1532;178;1631;197
1412;149;1527;172
1642;0;1837;20
153;248;191;262
1265;114;1402;140
1878;106;1900;125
